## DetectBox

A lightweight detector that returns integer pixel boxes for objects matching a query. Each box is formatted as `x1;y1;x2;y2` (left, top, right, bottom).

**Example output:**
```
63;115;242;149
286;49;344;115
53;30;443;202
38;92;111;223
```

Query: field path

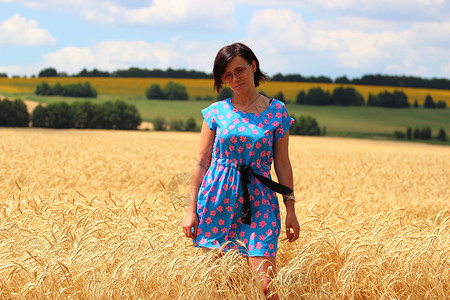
0;94;43;114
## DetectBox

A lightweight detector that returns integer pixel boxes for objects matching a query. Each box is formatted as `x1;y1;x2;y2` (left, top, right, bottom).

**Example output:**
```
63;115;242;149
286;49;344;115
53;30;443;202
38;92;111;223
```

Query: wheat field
0;128;449;299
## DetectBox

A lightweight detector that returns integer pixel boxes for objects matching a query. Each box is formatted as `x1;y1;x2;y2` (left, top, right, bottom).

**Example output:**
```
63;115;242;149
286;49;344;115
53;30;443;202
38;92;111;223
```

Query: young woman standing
182;42;300;299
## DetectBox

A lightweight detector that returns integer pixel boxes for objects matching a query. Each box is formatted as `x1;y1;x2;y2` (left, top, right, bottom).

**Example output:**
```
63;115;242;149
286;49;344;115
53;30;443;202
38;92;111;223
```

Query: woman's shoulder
269;98;287;110
203;98;230;111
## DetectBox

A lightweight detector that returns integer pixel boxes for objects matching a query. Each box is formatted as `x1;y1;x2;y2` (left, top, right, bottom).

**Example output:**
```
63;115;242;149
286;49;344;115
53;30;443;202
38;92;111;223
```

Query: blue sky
1;0;449;79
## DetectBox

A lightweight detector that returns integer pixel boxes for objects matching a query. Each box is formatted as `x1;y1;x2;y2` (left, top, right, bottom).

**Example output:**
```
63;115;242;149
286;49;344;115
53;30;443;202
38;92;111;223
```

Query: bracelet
283;194;296;203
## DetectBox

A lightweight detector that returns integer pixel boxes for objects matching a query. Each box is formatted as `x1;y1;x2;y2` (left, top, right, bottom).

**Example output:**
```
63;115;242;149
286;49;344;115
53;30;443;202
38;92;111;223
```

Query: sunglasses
221;63;251;83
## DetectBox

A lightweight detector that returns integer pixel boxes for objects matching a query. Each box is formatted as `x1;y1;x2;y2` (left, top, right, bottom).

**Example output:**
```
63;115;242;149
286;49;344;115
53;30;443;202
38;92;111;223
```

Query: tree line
29;67;450;90
33;101;141;129
2;96;447;141
38;67;211;79
0;98;29;127
145;81;446;109
1;96;323;137
394;126;447;142
0;97;141;130
293;87;445;108
146;82;189;100
273;73;450;90
35;81;97;98
32;78;446;110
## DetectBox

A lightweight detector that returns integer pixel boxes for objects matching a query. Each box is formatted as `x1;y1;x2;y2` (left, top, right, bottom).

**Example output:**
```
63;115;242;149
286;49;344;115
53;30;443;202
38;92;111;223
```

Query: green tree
152;116;167;131
31;105;49;127
110;100;142;130
97;101;115;129
52;82;65;96
38;67;58;77
423;94;435;108
413;127;420;139
184;117;197;131
12;99;29;127
419;127;432;140
163;81;189;100
306;87;331;105
367;94;377;106
392;90;409;108
394;130;405;139
436;101;447;109
218;87;233;100
367;90;409;108
436;128;447;142
274;91;285;103
35;82;53;95
146;83;165;100
334;76;350;84
0;98;29;127
169;119;184;131
406;127;412;140
0;99;10;126
82;81;97;97
47;102;74;128
35;81;97;97
296;90;307;104
331;86;364;106
72;101;96;128
290;115;321;136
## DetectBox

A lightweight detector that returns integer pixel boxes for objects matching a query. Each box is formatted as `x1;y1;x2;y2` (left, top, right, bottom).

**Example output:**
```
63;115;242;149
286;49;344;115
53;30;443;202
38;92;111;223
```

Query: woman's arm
273;131;300;242
182;120;215;239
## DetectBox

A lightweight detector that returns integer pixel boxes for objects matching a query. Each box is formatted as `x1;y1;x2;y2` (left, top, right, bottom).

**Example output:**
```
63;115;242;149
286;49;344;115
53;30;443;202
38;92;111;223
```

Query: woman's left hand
285;211;300;242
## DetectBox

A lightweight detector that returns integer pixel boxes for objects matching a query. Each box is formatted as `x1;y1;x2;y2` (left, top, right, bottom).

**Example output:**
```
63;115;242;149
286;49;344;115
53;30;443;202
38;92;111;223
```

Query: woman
182;42;300;299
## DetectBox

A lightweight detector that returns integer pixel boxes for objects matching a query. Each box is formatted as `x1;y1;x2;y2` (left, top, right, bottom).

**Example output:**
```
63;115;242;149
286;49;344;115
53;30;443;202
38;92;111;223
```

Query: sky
1;0;450;80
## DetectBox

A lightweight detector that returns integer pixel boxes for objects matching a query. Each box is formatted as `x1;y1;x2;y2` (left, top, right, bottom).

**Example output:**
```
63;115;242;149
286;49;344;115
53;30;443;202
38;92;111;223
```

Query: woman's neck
232;89;260;106
232;90;269;113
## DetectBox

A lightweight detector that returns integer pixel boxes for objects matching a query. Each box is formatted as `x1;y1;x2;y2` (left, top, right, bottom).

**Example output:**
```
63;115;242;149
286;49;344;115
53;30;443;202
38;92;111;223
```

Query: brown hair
213;42;269;93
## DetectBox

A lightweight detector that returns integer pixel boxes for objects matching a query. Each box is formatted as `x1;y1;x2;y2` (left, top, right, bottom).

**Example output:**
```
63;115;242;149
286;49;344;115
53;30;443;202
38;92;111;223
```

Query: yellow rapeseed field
0;128;449;299
1;77;450;105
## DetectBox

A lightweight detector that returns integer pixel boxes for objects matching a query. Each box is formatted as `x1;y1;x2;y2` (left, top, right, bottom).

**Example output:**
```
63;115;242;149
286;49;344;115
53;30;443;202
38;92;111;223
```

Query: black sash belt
237;164;293;225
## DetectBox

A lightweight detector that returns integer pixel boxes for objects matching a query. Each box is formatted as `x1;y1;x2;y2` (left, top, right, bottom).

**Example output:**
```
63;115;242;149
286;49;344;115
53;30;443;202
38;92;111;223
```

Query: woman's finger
192;226;198;239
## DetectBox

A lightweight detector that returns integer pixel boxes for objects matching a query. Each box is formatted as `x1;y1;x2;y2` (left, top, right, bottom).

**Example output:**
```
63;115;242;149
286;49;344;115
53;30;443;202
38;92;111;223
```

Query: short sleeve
201;104;217;131
273;100;294;142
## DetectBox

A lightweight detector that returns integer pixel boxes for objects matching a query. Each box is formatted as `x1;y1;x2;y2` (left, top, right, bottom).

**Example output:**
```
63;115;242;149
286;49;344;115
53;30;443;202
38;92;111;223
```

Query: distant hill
29;67;450;90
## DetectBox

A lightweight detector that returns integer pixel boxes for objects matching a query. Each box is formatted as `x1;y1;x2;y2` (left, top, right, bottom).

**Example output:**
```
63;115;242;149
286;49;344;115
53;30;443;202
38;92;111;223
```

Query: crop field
0;128;448;299
1;77;450;106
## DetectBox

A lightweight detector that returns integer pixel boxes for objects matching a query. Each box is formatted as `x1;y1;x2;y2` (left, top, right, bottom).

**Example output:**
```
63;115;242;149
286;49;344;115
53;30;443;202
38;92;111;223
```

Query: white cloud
247;8;307;49
0;14;56;46
245;7;450;77
299;0;449;20
0;65;22;74
42;47;95;73
442;63;450;77
7;0;236;30
40;40;221;74
3;0;450;78
91;0;235;30
416;0;443;5
402;21;450;47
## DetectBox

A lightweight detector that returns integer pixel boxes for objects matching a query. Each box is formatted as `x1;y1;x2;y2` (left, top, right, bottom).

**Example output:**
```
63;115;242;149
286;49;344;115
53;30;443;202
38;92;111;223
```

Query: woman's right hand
182;211;198;239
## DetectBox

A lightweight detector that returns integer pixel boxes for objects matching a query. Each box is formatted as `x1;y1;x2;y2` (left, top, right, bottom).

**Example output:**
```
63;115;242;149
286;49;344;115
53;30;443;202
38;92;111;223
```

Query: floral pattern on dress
193;98;294;257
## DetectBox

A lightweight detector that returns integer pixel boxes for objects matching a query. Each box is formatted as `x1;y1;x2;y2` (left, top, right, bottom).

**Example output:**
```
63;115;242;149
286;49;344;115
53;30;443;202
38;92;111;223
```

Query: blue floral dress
193;98;294;257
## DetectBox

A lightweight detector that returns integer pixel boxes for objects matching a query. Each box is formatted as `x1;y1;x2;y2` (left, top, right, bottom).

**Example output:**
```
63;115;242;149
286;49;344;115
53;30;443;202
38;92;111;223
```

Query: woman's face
222;56;256;95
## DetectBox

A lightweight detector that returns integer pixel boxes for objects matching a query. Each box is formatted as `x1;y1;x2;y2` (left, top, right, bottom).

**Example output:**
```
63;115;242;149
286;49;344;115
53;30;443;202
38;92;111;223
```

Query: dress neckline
227;98;273;115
